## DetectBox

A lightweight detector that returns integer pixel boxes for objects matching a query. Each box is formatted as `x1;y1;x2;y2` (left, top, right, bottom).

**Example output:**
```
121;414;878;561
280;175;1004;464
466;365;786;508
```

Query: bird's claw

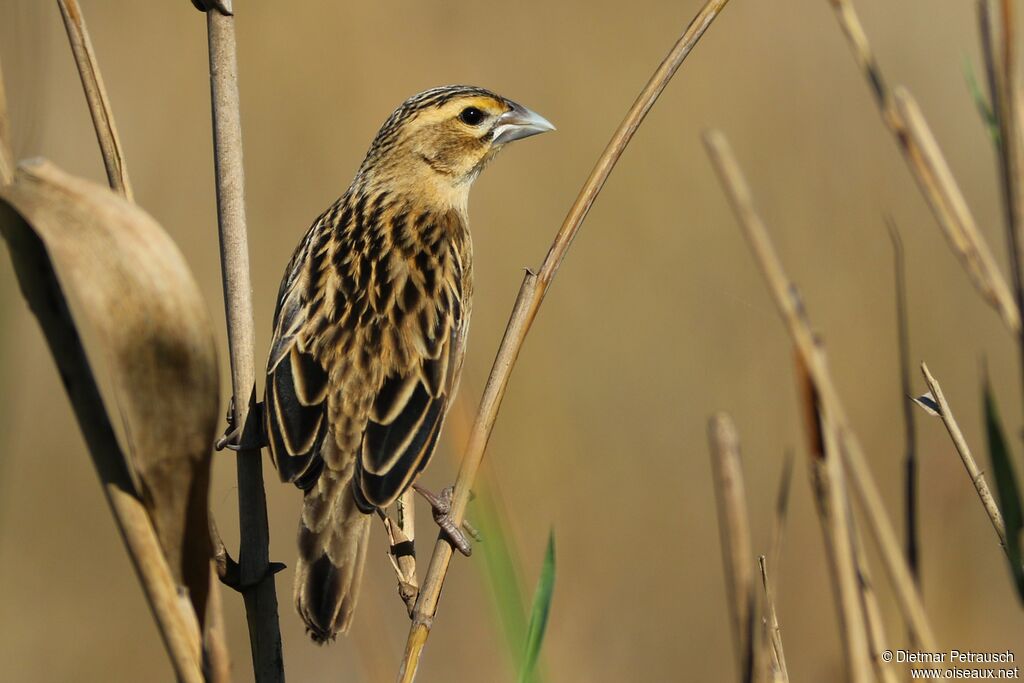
413;484;475;556
214;397;267;451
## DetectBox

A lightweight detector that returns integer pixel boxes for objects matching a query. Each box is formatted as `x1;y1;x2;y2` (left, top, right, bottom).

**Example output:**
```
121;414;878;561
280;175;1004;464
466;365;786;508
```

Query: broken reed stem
200;3;284;680
397;2;732;679
797;354;873;683
887;219;919;582
56;0;133;201
828;0;1020;335
919;362;1008;548
703;130;938;651
707;413;755;683
757;557;789;683
0;58;12;185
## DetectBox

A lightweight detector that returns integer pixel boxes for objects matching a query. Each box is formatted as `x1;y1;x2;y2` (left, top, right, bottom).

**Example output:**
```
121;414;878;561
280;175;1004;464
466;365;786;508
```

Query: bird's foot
412;484;476;556
214;396;267;451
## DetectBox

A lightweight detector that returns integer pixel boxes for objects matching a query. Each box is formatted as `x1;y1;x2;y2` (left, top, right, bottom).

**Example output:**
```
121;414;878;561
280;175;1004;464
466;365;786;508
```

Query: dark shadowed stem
703;130;938;651
981;0;1024;412
0;58;12;185
396;1;732;680
56;0;133;201
887;218;918;583
199;2;284;680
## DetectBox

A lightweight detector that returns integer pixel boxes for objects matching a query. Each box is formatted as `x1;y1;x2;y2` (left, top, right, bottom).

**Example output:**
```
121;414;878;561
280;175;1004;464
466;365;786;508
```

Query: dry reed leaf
910;392;940;417
0;158;219;627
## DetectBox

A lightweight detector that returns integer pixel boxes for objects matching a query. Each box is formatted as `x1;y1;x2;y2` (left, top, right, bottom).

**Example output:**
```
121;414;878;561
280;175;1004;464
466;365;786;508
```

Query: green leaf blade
982;380;1024;602
519;530;557;683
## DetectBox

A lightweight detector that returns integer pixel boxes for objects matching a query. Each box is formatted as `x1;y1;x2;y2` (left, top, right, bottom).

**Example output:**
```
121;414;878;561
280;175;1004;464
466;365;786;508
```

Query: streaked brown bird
263;85;554;642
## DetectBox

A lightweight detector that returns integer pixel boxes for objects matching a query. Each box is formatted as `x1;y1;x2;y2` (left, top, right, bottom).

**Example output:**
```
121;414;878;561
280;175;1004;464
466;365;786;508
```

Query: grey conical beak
491;101;556;145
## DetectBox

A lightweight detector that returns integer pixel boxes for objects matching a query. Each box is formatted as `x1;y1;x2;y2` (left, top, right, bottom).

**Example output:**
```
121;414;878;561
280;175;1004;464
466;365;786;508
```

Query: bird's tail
294;466;372;643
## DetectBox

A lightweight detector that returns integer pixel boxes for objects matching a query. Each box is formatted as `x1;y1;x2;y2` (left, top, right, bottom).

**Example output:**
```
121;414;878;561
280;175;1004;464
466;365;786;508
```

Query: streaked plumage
263;85;553;642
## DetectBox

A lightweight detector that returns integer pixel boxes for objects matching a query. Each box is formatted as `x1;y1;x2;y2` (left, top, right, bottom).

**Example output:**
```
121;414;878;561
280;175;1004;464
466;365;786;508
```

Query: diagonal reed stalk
56;0;132;201
827;0;1020;336
919;363;1008;549
703;130;938;652
396;1;732;679
194;1;284;680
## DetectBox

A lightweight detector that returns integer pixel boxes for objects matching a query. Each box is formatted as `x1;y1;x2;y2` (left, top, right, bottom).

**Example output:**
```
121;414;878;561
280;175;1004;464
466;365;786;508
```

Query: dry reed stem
919;362;1008;548
828;0;1020;335
200;5;284;680
0;59;12;185
383;490;420;614
757;558;789;683
205;570;233;683
797;354;873;683
850;523;898;683
396;2;732;679
708;413;755;682
703;130;938;651
56;0;133;201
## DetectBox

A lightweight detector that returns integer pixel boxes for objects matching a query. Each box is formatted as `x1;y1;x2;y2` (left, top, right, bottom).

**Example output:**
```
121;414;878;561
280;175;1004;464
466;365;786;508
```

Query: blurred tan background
2;0;1023;680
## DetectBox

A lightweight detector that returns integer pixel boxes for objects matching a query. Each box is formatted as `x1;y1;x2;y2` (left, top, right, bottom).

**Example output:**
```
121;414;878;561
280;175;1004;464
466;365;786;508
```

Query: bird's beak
491;101;556;145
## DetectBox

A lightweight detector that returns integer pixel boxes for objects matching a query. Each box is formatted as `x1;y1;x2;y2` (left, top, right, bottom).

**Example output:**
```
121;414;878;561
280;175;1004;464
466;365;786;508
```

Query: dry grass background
1;0;1022;680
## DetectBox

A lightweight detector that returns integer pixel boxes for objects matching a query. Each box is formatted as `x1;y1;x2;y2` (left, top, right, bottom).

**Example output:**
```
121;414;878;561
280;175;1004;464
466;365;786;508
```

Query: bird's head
356;86;555;213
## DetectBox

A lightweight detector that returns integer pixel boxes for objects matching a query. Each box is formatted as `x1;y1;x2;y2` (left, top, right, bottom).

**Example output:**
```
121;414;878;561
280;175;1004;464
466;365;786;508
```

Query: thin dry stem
757;558;789;683
849;519;899;683
202;6;283;680
920;362;1008;547
0;58;12;185
767;452;793;598
829;0;1020;335
708;413;755;682
397;2;732;679
56;0;133;201
205;570;232;683
703;130;938;651
383;490;420;614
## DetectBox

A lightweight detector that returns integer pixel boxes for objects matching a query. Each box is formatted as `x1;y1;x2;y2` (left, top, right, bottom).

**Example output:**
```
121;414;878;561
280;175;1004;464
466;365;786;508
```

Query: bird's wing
265;226;330;489
355;279;465;509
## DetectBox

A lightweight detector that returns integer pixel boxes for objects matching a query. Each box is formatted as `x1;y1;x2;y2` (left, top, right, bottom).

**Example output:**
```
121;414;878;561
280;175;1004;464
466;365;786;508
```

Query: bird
262;85;554;643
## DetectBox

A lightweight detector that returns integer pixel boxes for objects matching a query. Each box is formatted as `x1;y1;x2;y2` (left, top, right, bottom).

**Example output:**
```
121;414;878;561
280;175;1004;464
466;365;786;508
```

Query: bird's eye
459;107;485;126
